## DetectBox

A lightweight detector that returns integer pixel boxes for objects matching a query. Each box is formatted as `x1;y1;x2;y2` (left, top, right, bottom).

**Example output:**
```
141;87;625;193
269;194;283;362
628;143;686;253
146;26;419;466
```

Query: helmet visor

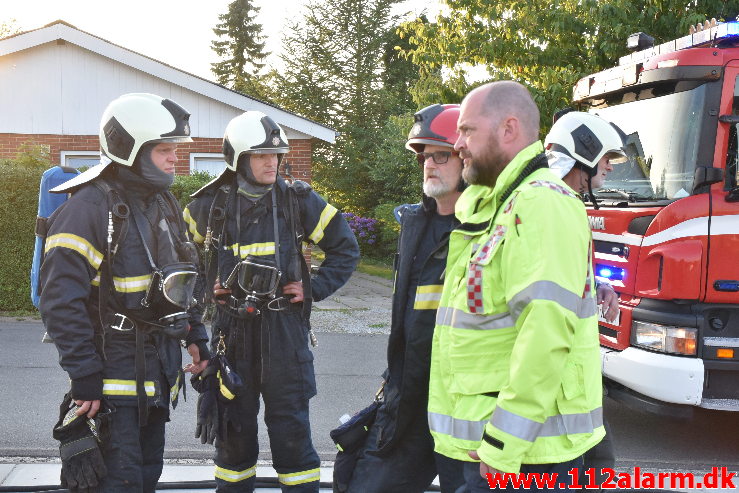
606;150;628;164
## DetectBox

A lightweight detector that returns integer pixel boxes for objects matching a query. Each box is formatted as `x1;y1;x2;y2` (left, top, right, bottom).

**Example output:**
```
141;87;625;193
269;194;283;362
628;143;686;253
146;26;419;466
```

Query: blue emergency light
596;264;626;282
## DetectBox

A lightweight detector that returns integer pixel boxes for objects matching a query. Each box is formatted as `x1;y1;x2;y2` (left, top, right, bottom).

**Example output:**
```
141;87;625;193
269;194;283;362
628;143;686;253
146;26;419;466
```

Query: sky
0;0;444;81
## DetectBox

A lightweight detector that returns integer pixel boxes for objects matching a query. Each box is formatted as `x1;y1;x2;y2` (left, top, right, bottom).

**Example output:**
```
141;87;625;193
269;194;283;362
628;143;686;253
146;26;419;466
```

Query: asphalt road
3;319;739;476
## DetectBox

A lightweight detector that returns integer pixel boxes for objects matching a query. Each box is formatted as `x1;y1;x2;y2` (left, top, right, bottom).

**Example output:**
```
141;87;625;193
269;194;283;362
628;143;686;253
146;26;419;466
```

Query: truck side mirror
692;166;724;193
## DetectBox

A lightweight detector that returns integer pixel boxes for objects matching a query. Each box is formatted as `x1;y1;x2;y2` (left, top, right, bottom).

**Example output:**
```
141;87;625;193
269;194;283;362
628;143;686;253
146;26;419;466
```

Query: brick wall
0;133;313;183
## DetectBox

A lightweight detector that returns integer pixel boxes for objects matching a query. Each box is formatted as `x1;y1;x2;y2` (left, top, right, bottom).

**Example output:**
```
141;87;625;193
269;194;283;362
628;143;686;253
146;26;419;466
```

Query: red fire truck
573;21;739;417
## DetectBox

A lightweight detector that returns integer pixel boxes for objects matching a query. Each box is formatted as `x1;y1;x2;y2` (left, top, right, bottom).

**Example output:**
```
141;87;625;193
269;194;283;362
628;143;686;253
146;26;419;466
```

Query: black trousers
100;406;168;493
345;410;465;493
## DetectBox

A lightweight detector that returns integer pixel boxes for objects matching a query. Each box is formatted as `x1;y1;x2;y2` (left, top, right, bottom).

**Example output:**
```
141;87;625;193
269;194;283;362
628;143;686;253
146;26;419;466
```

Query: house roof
0;20;336;143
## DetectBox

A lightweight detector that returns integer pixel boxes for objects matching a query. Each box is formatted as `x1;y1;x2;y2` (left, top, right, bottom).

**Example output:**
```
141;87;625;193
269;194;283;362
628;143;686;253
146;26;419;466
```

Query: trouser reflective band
278;468;321;485
215;464;257;482
102;379;155;396
428;411;486;442
491;406;604;442
415;284;443;310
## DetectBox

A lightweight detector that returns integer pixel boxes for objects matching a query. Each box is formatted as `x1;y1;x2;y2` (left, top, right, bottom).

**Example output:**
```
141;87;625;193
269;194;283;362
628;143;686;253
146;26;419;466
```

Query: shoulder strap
92;179;130;343
201;183;235;304
286;185;312;321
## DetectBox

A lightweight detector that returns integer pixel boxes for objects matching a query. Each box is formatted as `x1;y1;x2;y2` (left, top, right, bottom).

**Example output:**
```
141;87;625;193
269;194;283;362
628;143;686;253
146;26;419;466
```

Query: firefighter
428;81;605;492
545;110;628;482
545;110;624;322
39;93;210;492
340;104;466;493
184;111;359;493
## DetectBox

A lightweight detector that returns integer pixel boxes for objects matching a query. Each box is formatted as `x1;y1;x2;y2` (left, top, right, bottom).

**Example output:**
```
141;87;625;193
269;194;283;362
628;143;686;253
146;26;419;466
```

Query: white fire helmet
222;111;290;172
99;93;193;167
544;111;627;178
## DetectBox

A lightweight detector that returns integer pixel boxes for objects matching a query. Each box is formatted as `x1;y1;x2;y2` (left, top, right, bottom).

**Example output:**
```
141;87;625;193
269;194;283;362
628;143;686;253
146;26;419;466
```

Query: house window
190;153;226;176
60;150;100;169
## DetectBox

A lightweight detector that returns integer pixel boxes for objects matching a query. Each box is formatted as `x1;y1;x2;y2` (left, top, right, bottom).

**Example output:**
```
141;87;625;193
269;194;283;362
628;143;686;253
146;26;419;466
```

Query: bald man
428;81;605;492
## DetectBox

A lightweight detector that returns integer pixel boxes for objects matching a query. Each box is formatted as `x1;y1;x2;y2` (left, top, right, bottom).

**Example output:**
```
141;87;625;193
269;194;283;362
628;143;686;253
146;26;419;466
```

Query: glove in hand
191;354;243;444
192;364;219;444
52;394;114;492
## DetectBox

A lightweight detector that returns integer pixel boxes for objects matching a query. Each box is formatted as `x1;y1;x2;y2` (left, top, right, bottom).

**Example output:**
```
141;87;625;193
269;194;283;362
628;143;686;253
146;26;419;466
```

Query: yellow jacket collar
455;141;544;224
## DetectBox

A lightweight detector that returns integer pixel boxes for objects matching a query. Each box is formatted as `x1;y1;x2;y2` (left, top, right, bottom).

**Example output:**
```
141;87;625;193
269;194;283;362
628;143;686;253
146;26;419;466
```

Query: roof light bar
619;21;739;66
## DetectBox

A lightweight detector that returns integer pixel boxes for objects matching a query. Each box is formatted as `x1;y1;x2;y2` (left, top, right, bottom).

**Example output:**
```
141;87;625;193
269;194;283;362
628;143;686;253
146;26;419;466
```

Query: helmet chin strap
588;174;599;210
133;143;174;191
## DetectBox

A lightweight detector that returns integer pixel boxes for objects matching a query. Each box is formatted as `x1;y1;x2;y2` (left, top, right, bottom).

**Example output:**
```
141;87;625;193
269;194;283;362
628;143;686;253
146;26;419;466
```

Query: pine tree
211;0;271;100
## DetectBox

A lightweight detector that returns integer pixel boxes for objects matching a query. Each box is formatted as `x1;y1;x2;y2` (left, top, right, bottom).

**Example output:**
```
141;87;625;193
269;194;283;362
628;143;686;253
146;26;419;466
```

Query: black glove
52;394;114;492
192;364;219;444
191;354;243;444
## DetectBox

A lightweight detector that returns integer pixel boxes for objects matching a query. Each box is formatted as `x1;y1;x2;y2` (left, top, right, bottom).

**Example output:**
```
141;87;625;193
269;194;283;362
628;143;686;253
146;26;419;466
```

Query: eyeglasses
416;151;458;166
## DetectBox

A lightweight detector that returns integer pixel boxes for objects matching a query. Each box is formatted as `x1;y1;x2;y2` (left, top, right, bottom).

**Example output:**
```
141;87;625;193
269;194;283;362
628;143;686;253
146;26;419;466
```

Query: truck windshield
590;83;707;201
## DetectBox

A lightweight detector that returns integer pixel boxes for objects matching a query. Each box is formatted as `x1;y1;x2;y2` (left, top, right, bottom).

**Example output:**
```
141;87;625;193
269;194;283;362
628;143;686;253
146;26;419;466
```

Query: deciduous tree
401;0;739;132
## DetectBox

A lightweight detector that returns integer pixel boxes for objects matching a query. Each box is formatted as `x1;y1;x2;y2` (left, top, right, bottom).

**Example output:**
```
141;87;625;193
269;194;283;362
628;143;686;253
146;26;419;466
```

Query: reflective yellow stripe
308;204;338;244
182;207;204;243
278;468;320;485
102;379;155;396
227;242;276;258
414;284;443;310
215;464;256;482
90;273;150;293
170;372;181;403
45;233;103;270
218;370;235;400
113;274;152;293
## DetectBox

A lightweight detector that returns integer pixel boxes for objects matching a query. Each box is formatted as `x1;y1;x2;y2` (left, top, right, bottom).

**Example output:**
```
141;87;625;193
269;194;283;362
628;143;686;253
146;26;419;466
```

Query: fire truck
573;21;739;417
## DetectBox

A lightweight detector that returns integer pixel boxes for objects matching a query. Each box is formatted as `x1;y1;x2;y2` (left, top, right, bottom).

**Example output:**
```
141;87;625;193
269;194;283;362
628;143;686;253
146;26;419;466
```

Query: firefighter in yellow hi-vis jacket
184;111;359;493
428;81;605;492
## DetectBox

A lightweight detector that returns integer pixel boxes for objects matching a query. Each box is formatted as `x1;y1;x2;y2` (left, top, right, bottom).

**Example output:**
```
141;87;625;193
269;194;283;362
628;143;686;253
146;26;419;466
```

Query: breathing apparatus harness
94;178;199;424
201;167;315;346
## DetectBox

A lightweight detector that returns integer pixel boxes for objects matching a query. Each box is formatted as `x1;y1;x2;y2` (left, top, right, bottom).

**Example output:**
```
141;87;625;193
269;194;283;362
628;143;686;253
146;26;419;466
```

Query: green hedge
0;153;213;312
0;145;51;311
170;171;214;208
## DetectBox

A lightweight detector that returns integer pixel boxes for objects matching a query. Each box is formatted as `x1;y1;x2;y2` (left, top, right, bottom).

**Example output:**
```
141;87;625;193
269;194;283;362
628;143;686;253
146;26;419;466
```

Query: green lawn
311;248;393;280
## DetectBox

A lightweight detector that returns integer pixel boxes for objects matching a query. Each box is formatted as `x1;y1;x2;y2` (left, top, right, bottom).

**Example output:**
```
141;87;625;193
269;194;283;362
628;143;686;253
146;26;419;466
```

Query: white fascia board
0;23;336;144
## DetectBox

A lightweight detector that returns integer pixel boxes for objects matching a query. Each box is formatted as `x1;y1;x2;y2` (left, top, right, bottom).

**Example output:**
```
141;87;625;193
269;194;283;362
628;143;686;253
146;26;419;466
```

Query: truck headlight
632;321;697;356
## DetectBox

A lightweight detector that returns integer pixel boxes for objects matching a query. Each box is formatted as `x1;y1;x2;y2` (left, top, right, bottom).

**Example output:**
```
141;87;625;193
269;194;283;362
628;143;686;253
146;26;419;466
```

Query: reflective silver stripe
428;411;486;442
454;308;513;330
435;306;514;331
508;280;596;320
215;464;256;482
278;468;321;485
492;406;603;442
436;306;454;326
491;406;542;442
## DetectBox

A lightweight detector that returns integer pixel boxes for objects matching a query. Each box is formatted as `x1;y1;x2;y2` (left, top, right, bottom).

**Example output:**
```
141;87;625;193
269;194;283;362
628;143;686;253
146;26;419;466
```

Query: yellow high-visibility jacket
428;142;604;473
